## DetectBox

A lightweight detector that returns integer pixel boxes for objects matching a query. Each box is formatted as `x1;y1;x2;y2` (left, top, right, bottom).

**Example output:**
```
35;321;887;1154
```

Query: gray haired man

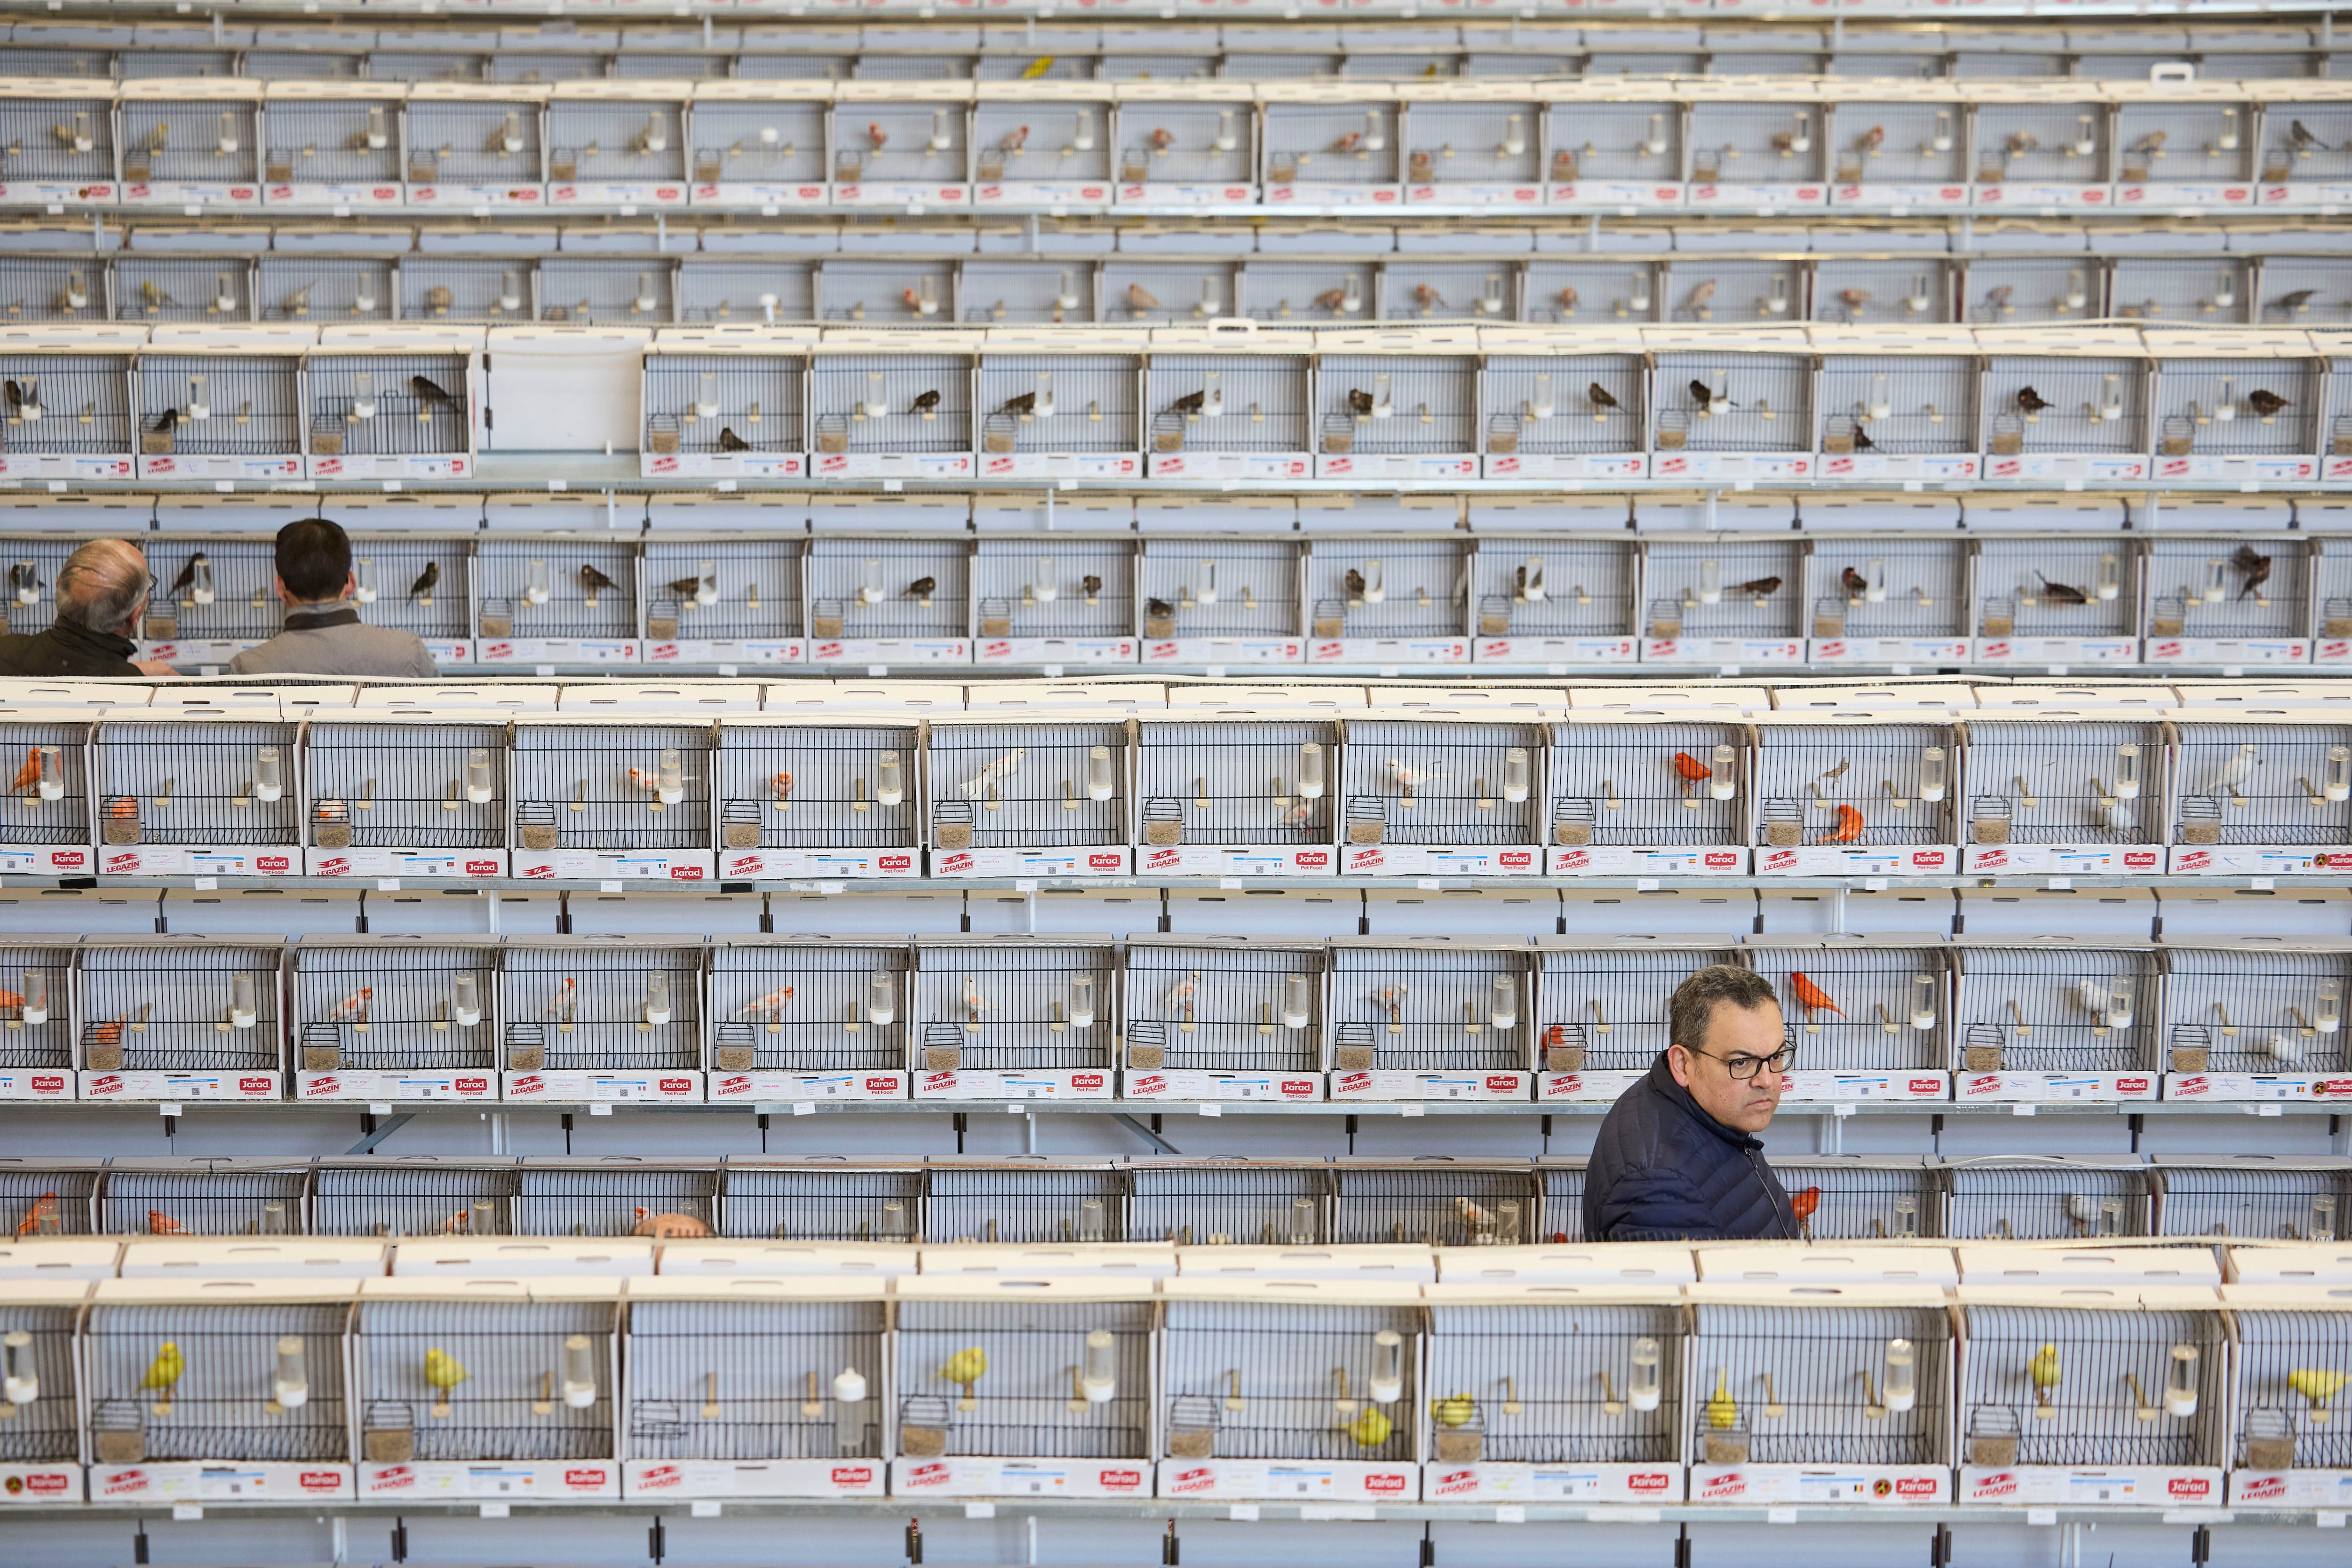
0;538;175;679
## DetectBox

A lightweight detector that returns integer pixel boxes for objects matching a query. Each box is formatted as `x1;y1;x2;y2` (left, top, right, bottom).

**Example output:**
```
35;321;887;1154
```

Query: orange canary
147;1211;184;1235
1790;1186;1821;1225
0;990;23;1011
1788;971;1843;1018
771;771;793;799
1543;1023;1570;1049
14;1191;56;1235
1672;752;1712;782
107;797;137;820
440;1210;476;1233
89;1015;124;1047
1822;803;1864;844
9;748;39;792
632;1208;712;1239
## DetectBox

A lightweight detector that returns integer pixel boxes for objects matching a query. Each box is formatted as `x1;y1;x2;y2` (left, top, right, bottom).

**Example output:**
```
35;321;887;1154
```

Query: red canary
1543;1023;1569;1048
1822;803;1864;844
1672;752;1712;781
147;1211;184;1235
1789;971;1843;1018
1790;1186;1821;1225
14;1191;56;1235
9;748;39;792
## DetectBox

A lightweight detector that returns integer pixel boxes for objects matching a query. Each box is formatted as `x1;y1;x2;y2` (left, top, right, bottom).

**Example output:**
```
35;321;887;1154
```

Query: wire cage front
84;1297;350;1465
713;723;917;855
0;353;134;456
0;1159;98;1236
926;722;1129;851
716;1160;925;1242
1160;1296;1419;1464
496;944;706;1079
1317;355;1475;457
403;97;545;186
1338;719;1538;847
2152;358;2319;459
0;1295;79;1465
310;1159;520;1239
0;719;90;851
1960;719;2165;850
912;942;1118;1077
1126;1160;1333;1248
1471;538;1637;645
1143;354;1310;455
1307;541;1468;643
894;1293;1153;1460
134;355;300;457
261;95;402;185
117;259;254;326
675;263;817;326
1958;1300;2226;1469
1688;101;1826;185
536;261;673;326
1263;102;1401;186
352;1293;616;1464
1123;940;1324;1076
1952;945;2160;1080
1752;722;1955;853
135;541;284;648
643;539;807;647
1137;540;1301;642
1545;721;1747;853
1424;1300;1684;1466
2154;1160;2351;1241
1483;354;1645;458
1815;354;1979;456
805;537;969;643
810;353;969;453
1325;943;1534;1076
303;721;507;856
1330;1160;1539;1248
99;1161;306;1238
643;352;806;461
2158;945;2352;1078
1744;942;1950;1075
975;354;1136;455
969;538;1133;645
1984;355;2148;455
509;1160;718;1239
0;90;114;182
1767;1157;1941;1242
0;258;104;325
1812;262;1955;327
292;941;499;1076
1643;539;1803;644
260;258;395;324
2171;720;2352;849
304;352;469;461
1689;1301;1952;1467
1135;719;1336;849
79;941;285;1079
118;98;262;185
545;97;687;183
2145;538;2309;643
1116;99;1255;183
707;940;910;1075
829;100;966;185
2229;1301;2352;1476
688;100;828;186
958;263;1098;327
1652;352;1813;451
627;1293;888;1464
1973;536;2138;644
400;260;536;324
1536;943;1743;1075
2113;260;2252;326
509;722;711;855
1942;1158;2156;1241
923;1162;1125;1245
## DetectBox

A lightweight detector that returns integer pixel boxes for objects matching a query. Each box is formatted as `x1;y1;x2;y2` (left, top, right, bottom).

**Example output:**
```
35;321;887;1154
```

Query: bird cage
89;715;299;878
1813;260;1955;328
1334;715;1541;876
0;716;93;879
639;538;806;668
399;258;536;324
290;937;500;1104
0;520;116;637
2255;93;2352;210
1127;1158;1334;1246
0;81;117;206
258;256;395;326
1132;716;1338;879
803;536;970;668
1960;256;2105;328
2169;714;2352;876
1969;88;2114;209
807;340;974;479
888;1275;1154;1496
1395;89;1542;207
98;1156;307;1239
965;262;1099;329
1111;85;1255;206
710;717;919;881
401;84;549;208
1647;337;1817;480
1660;261;1807;329
1637;537;1804;667
1809;332;1983;484
1743;938;1952;1106
1141;332;1313;480
0;1277;87;1500
258;84;405;210
1478;339;1648;482
686;83;830;209
970;87;1114;206
1239;259;1383;330
829;85;972;207
1121;935;1327;1103
1749;716;1960;876
908;937;1118;1100
310;1158;519;1240
2141;535;2311;665
2155;940;2352;1100
923;716;1132;878
351;1276;622;1500
1950;943;2163;1106
1970;534;2141;669
1522;260;1660;329
302;348;476;482
1304;541;1469;667
705;938;911;1104
0;1158;99;1238
1158;1277;1422;1500
1542;88;1684;208
924;1158;1125;1243
640;345;809;480
2149;344;2322;484
968;536;1134;669
331;532;473;668
535;259;673;326
1979;334;2153;482
0;940;76;1103
1685;91;1831;210
1467;536;1637;668
1954;716;2169;876
1311;334;1478;481
116;81;263;208
74;939;286;1104
1136;538;1303;666
2113;257;2254;327
1821;92;1969;210
1419;1283;1688;1503
130;350;302;482
510;1158;719;1239
1541;716;1750;877
473;537;639;669
1954;1286;2226;1504
816;259;955;329
1760;1157;1940;1243
507;720;714;882
675;262;817;328
1532;939;1741;1105
2220;1281;2352;1505
2110;88;2256;208
115;258;257;328
973;345;1141;480
1102;258;1241;327
1802;533;1971;666
0;257;108;327
620;1275;889;1499
544;84;690;208
0;341;135;481
1261;89;1403;207
1683;1283;1952;1504
82;1278;356;1500
1378;260;1516;327
716;1158;925;1242
2156;1156;2352;1241
1324;938;1534;1102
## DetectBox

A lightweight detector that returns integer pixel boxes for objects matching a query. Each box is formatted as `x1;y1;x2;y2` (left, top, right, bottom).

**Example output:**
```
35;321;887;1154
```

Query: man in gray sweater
228;516;439;679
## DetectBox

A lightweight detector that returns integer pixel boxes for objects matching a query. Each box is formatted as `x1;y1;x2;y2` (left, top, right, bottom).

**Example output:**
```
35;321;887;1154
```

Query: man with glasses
1582;963;1802;1242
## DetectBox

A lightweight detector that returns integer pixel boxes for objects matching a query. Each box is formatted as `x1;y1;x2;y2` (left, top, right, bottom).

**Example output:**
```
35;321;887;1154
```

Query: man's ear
1665;1043;1693;1088
272;573;292;604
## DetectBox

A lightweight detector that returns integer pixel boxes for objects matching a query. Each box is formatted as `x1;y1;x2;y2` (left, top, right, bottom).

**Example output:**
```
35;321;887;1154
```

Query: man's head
273;516;353;607
1666;963;1787;1135
54;538;152;637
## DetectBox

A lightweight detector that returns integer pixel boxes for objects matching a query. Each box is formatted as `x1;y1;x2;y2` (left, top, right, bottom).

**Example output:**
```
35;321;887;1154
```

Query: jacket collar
282;604;361;632
48;616;138;661
1645;1051;1764;1152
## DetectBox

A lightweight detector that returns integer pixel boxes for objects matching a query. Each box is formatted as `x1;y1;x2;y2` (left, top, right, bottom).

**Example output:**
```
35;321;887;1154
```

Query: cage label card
625;1459;884;1499
0;1463;79;1504
973;181;1113;208
1829;183;1969;210
1478;637;1638;666
1264;182;1402;208
298;1071;496;1103
2155;455;2317;484
1972;182;2112;210
1484;453;1649;482
648;639;807;667
549;182;690;208
1158;1458;1418;1502
929;846;1132;878
1145;452;1313;481
308;848;508;881
1652;453;1813;482
309;453;474;483
2169;845;2352;876
1342;844;1540;877
81;1071;284;1102
1549;845;1748;876
1643;637;1805;667
710;1070;908;1101
1779;1071;1950;1104
1144;638;1303;666
262;182;403;209
832;182;970;208
120;182;262;209
505;1070;703;1102
2142;637;2311;665
1974;637;2139;666
514;850;716;882
1315;454;1480;481
1809;637;1975;666
477;638;639;665
1548;182;1685;209
913;1069;1114;1101
643;453;810;481
1686;183;1826;210
1310;638;1470;666
91;1462;350;1503
723;848;920;880
809;638;970;665
2115;182;2254;210
1538;1070;1645;1103
1406;183;1542;208
0;845;95;876
135;453;303;482
1125;1070;1324;1102
1983;453;2151;483
0;181;115;207
0;454;135;481
1333;1069;1531;1102
1693;1465;1946;1505
1114;183;1257;207
1139;844;1336;878
1957;1071;2157;1103
1960;1465;2221;1507
1962;844;2161;877
976;638;1138;666
1756;844;1955;876
360;1461;617;1499
407;184;546;209
426;641;473;666
690;182;829;209
1820;453;1982;483
0;1071;71;1100
137;640;268;672
980;453;1143;481
2261;181;2352;207
2164;1073;2352;1103
2229;1468;2352;1507
817;452;977;481
894;1458;1150;1498
1424;1463;1682;1504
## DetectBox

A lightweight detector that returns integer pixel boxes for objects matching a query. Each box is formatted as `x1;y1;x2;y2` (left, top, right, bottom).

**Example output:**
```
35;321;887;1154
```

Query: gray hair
55;539;151;633
1668;963;1779;1053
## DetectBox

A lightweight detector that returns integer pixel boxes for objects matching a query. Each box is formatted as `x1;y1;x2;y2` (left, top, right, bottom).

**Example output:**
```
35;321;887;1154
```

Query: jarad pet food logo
49;851;84;869
467;860;501;877
1088;852;1124;871
1909;1079;1943;1096
455;1077;489;1094
301;1471;342;1492
11;1471;69;1495
1627;1471;1670;1495
1895;1477;1938;1499
1485;1075;1519;1094
258;855;292;874
1704;851;1740;870
30;1075;64;1094
1280;1079;1316;1098
240;1077;274;1094
831;1466;874;1488
865;1077;900;1094
669;865;704;880
2117;1077;2152;1094
1499;850;1534;869
565;1468;609;1489
1363;1472;1408;1495
2168;1476;2212;1499
1071;1074;1106;1091
660;1078;694;1095
1296;850;1331;870
1097;1469;1143;1491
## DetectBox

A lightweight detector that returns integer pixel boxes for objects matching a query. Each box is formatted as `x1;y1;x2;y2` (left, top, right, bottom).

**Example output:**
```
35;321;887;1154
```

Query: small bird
152;408;180;434
580;563;619;597
3;380;23;415
329;987;372;1022
1150;127;1175;152
632;1208;712;1238
2289;1369;2349;1407
1147;597;1174;618
1841;566;1868;597
138;1343;185;1394
1080;575;1101;596
167;552;205;598
1347;388;1375;417
1556;286;1578;314
907;576;936;599
1771;128;1799;154
1672;752;1713;786
8;563;38;602
1344;568;1367;597
2005;130;2040;157
1168;390;1206;416
1313;287;1351;311
1126;283;1161;311
1789;972;1843;1018
2207;741;2259;796
667;575;706;598
2233;544;2273;600
146;1211;183;1235
10;748;40;794
900;288;923;313
540;978;578;1018
424;1346;468;1393
2028;1342;2062;1397
1790;1187;1821;1228
1348;1406;1393;1448
1587;382;1620;411
938;1347;988;1389
867;122;888;150
997;126;1028;153
2130;131;2167;155
1431;1392;1476;1428
1855;125;1885;154
1412;282;1445;310
717;427;751;452
13;1192;56;1236
1732;576;1781;596
410;375;451;405
735;983;796;1018
1690;379;1732;410
1838;287;1872;310
2274;289;2319;312
1001;391;1037;417
408;562;439;600
1454;1196;1497;1233
1706;1369;1739;1430
2036;572;2089;605
2246;389;2291;418
2289;121;2332;151
2016;386;2053;414
2077;978;2121;1016
1852;427;1876;452
909;390;941;415
1685;279;1718;310
1985;285;2015;312
1385;759;1448;795
1329;131;1362;154
1822;803;1865;844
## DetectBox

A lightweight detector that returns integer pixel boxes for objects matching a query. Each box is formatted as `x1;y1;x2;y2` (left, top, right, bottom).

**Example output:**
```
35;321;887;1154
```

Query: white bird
1160;974;1197;1010
2265;1033;2304;1064
961;748;1028;801
959;977;996;1016
1371;983;1411;1008
2077;979;2115;1015
1454;1196;1496;1230
2096;797;2134;836
1386;758;1449;793
2206;743;2258;796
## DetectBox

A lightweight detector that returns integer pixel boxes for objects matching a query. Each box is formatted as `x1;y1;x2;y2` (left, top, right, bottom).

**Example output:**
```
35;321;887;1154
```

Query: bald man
0;539;175;678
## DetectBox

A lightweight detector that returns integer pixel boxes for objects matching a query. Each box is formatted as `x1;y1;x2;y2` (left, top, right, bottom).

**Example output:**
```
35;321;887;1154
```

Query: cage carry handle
1202;318;1260;336
2147;62;2196;83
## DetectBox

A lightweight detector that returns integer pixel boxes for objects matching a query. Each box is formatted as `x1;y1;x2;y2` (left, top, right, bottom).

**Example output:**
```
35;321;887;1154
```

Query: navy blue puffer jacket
1581;1053;1801;1242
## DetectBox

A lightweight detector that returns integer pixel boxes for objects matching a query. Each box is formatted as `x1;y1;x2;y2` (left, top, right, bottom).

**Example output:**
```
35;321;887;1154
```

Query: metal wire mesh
675;263;816;326
713;724;915;853
2144;540;2308;642
1653;352;1812;450
511;1161;716;1237
828;102;965;183
708;940;908;1074
2231;1305;2352;1471
1126;1161;1332;1247
927;722;1128;851
1137;541;1299;641
1953;946;2159;1079
263;97;401;182
1484;356;1644;455
2153;360;2317;457
2159;946;2352;1077
404;98;544;185
1547;722;1746;850
1690;102;1825;183
0;1298;78;1461
1537;944;1742;1073
1425;1301;1683;1464
717;1161;924;1242
260;259;394;324
0;723;90;849
1745;943;1948;1072
306;354;468;459
1476;541;1636;641
976;355;1134;452
119;100;261;183
1644;540;1802;642
1263;105;1399;185
80;942;284;1077
537;261;673;326
100;1163;305;1238
806;538;968;641
1691;1302;1950;1465
1326;944;1532;1075
304;722;505;852
1959;1301;2224;1467
1942;1158;2154;1241
510;724;708;852
1136;719;1335;847
135;355;299;455
2172;721;2352;847
1986;357;2147;454
1768;1158;1940;1242
1330;1161;1538;1247
546;101;686;181
1160;1298;1418;1463
1404;103;1538;184
628;1296;887;1461
1115;102;1254;182
970;539;1132;641
293;942;498;1074
1144;356;1308;453
2114;260;2251;326
1318;356;1474;455
1960;720;2163;847
895;1296;1152;1459
913;942;1117;1075
644;353;805;459
86;1300;349;1462
0;353;133;453
0;93;115;179
689;102;827;184
1309;541;1466;641
310;1160;518;1238
497;944;705;1076
118;260;252;326
1816;355;1977;453
1753;723;1954;850
2155;1162;2351;1241
1974;537;2137;641
1339;719;1538;846
1124;941;1322;1074
0;1161;97;1236
352;1295;615;1462
337;539;472;647
924;1162;1124;1244
399;260;535;324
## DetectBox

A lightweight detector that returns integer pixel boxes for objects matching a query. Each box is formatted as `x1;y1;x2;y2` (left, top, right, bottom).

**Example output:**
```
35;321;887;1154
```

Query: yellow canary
938;1347;988;1387
1349;1406;1393;1447
1706;1368;1739;1430
137;1342;184;1392
2028;1343;2062;1391
1431;1392;1476;1428
2289;1369;2349;1407
1019;56;1057;80
424;1347;468;1391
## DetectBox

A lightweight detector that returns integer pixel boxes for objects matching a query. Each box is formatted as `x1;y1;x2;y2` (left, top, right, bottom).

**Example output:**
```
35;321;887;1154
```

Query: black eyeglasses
1685;1043;1797;1081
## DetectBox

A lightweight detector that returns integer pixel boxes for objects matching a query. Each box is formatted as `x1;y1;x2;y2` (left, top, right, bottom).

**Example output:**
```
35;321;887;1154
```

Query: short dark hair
275;516;352;603
1669;964;1779;1053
